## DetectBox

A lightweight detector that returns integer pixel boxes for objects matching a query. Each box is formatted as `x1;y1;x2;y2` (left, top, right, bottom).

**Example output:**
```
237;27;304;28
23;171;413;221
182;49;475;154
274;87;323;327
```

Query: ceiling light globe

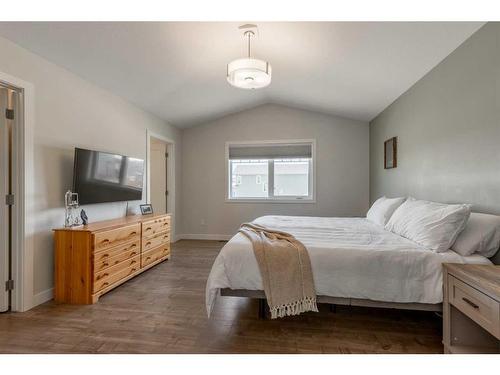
227;58;272;89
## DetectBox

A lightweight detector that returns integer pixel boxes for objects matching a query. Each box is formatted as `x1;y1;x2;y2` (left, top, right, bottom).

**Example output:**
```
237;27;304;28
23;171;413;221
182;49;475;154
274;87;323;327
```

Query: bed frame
220;288;442;319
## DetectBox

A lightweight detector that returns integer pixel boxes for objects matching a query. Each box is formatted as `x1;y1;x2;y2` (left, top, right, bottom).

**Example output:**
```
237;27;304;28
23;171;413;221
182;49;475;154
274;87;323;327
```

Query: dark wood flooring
0;240;443;353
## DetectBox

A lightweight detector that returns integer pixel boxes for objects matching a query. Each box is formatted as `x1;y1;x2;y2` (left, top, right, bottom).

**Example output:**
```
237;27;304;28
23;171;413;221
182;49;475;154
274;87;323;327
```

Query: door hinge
5;109;14;120
165;190;168;196
5;280;14;291
5;194;14;206
165;152;169;158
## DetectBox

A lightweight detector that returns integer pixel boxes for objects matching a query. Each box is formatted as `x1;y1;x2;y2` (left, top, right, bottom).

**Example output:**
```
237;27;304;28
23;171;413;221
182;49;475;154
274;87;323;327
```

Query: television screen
72;148;144;205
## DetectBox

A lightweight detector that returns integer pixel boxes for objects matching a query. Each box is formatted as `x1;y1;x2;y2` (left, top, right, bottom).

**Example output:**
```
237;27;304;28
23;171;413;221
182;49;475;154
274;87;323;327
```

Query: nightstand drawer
449;275;500;339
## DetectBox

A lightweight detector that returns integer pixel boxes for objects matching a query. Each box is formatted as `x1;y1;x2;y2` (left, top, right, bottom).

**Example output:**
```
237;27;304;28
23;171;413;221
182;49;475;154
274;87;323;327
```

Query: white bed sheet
206;216;491;316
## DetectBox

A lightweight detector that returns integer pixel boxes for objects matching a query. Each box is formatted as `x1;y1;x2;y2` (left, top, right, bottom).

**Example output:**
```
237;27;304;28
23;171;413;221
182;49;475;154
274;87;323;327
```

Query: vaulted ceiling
0;22;484;128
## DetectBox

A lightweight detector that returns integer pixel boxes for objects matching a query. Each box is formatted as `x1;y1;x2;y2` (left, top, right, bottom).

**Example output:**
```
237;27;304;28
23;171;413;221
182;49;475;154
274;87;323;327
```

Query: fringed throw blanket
239;222;318;319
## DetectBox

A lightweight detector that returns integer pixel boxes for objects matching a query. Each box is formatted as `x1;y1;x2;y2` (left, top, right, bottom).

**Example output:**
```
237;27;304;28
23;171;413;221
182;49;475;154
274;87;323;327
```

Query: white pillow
385;197;471;252
366;196;406;226
451;213;500;257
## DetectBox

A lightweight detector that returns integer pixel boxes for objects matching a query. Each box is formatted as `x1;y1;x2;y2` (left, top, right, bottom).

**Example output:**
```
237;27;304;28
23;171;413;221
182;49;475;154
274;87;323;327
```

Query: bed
206;215;492;317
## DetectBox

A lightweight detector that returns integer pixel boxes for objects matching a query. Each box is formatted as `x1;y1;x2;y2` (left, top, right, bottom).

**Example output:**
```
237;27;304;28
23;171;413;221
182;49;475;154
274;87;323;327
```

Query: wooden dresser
443;264;500;354
54;213;171;304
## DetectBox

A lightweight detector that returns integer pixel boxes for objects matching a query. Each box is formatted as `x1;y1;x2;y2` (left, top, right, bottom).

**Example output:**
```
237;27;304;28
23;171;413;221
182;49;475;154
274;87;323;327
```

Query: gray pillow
451;212;500;257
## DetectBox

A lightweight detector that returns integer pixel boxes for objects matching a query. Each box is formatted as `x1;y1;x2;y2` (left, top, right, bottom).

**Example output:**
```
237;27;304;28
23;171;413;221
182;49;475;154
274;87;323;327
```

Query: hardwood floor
0;240;443;353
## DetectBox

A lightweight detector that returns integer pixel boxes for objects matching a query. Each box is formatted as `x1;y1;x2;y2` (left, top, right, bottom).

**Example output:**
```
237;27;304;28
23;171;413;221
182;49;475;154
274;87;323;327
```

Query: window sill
225;198;316;204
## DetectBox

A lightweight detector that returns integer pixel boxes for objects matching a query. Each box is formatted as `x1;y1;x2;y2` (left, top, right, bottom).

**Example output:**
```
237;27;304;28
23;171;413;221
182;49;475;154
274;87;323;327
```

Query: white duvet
206;216;491;316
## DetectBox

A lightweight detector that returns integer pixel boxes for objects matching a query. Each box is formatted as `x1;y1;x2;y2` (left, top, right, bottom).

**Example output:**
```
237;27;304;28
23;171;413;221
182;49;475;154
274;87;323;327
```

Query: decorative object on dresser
64;190;81;227
140;203;153;215
443;264;500;354
80;209;88;225
384;136;397;169
54;213;171;304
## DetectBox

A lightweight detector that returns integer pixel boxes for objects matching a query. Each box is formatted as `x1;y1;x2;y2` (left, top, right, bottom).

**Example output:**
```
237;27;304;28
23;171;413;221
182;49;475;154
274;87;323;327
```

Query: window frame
225;139;316;203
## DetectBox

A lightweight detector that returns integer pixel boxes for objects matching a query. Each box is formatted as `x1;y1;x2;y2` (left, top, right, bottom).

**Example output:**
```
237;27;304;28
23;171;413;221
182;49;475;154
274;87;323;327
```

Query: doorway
146;131;175;239
0;84;21;312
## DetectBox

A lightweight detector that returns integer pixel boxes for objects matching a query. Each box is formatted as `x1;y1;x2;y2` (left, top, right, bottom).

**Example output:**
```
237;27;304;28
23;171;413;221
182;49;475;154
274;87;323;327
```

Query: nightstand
443;264;500;354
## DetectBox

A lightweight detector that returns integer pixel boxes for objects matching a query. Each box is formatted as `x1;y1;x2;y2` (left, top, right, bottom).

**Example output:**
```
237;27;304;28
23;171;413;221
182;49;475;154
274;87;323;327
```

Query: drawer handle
101;239;110;244
131;260;137;265
130;243;137;248
102;282;109;287
103;262;109;267
146;256;151;261
129;231;137;236
130;251;137;256
101;253;109;258
145;227;152;231
129;268;137;274
97;273;109;280
462;297;479;309
146;241;152;246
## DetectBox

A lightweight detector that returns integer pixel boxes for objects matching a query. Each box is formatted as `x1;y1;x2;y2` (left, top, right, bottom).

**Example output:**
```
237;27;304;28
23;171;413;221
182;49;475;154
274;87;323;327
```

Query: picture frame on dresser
140;204;154;215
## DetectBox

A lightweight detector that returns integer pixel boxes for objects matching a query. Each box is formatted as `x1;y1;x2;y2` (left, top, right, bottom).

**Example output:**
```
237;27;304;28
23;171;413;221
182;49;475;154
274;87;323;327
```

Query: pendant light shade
227;58;272;89
227;28;272;90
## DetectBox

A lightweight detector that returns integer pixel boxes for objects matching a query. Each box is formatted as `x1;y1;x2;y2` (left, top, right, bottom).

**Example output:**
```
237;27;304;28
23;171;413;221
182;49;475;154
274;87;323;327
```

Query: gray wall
370;23;500;214
181;104;369;236
0;36;182;304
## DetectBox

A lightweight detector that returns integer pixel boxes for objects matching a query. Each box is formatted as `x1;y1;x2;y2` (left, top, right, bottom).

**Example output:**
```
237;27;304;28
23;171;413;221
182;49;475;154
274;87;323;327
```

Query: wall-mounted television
72;148;144;205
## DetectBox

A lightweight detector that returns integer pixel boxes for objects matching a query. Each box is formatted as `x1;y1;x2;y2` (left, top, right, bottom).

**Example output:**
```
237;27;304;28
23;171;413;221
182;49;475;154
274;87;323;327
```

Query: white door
150;138;167;214
0;86;11;312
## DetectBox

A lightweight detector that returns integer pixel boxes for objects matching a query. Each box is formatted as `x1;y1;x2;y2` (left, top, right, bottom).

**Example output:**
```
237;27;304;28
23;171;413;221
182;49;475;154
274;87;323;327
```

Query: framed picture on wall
384;137;397;169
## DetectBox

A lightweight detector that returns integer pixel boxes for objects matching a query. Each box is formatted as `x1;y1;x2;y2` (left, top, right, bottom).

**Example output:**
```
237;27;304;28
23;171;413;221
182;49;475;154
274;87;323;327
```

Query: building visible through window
227;141;314;201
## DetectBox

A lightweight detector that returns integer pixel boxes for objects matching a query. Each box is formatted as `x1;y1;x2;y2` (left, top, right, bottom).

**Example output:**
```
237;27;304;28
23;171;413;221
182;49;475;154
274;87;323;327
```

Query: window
227;140;314;202
230;159;269;198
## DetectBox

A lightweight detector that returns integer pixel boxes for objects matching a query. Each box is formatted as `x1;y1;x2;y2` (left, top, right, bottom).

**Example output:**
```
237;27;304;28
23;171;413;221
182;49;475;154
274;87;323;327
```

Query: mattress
206;215;491;316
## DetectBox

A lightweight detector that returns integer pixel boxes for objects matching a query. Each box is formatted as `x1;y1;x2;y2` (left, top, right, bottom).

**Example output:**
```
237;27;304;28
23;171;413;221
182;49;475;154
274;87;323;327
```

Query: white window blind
228;143;312;160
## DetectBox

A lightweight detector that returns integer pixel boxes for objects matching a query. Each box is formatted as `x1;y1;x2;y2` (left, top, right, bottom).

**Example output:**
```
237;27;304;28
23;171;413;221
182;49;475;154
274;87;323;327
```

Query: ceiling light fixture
227;25;272;90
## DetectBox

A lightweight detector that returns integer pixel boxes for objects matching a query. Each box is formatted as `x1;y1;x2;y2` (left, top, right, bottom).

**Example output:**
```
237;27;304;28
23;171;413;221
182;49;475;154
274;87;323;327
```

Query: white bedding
206;216;491;316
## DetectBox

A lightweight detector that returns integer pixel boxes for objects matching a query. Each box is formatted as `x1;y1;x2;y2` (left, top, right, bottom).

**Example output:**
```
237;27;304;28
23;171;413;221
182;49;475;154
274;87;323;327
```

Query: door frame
146;130;176;241
0;71;35;312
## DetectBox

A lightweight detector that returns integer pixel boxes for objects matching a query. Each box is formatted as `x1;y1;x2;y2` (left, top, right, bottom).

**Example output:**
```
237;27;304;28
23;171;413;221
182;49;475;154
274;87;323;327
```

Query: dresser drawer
94;255;140;283
93;239;140;272
142;216;170;239
142;231;170;252
449;275;500;339
141;244;170;268
93;261;140;293
94;223;141;252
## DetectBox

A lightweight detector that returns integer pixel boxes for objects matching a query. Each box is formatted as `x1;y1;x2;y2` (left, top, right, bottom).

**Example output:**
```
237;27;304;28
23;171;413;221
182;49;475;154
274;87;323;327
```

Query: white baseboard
176;234;232;241
32;288;54;307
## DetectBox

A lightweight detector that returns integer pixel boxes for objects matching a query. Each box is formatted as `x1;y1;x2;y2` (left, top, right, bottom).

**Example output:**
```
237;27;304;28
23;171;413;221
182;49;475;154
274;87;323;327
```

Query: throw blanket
239;222;318;319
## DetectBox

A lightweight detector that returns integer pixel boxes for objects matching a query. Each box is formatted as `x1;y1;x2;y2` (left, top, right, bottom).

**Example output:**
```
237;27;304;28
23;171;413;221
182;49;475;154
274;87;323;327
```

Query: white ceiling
0;22;484;128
